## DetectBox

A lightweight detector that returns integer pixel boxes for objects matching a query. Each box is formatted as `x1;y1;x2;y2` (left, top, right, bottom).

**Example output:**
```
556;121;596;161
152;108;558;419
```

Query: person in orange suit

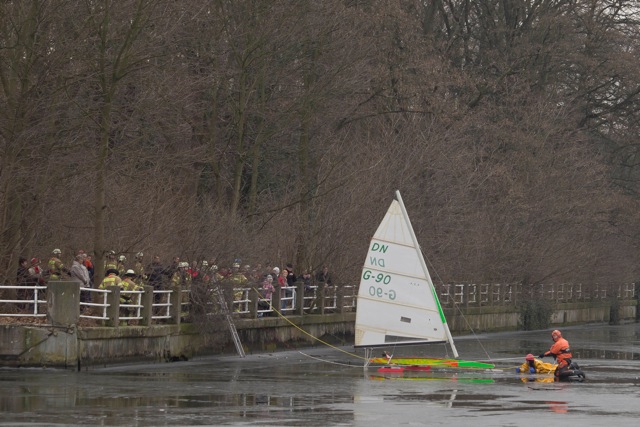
539;329;585;380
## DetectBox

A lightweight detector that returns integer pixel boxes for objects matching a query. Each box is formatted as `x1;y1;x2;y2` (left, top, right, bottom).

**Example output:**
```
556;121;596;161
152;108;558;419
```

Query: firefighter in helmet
47;248;69;280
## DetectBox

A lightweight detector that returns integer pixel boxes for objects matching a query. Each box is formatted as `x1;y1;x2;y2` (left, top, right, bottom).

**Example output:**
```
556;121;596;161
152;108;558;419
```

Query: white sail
354;191;458;357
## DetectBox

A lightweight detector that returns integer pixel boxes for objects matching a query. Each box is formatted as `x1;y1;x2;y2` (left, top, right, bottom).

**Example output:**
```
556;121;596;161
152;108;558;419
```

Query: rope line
250;285;512;371
251;287;367;361
298;351;366;367
423;253;494;362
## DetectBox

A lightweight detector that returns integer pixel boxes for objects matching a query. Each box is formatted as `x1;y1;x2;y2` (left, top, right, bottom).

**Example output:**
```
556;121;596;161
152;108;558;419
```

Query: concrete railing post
169;285;181;325
105;285;120;327
318;286;326;314
635;281;640;322
336;286;344;314
226;284;236;314
463;284;470;308
47;281;80;327
296;282;305;315
250;288;259;318
272;285;281;315
141;285;153;326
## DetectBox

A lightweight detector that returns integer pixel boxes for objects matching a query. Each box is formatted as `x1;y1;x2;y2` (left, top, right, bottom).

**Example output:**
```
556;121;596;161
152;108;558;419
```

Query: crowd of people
14;248;335;307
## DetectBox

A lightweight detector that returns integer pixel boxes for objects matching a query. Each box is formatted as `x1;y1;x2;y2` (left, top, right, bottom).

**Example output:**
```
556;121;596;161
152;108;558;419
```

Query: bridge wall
0;301;635;369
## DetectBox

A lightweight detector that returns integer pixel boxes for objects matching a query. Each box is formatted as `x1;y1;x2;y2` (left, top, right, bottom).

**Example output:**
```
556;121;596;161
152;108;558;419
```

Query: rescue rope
298;351;366;367
424;254;494;363
250;287;515;371
251;287;367;361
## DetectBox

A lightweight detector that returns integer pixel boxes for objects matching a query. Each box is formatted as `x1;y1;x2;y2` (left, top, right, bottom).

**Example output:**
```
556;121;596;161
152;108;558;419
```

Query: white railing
152;289;173;320
1;282;636;321
229;285;297;314
480;284;490;304
341;285;357;309
324;287;337;310
302;286;317;309
299;285;346;312
437;283;636;306
80;288;110;320
256;295;274;317
120;290;144;321
280;285;296;314
232;288;251;314
0;285;47;317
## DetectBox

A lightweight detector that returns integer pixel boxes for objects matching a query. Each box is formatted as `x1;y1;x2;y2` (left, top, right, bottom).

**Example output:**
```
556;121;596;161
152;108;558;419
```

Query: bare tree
0;1;72;281
2;0;640;293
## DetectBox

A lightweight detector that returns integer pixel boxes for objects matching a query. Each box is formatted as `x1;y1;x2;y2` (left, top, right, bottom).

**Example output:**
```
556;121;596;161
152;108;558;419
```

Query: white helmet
118;255;126;261
136;252;143;258
52;248;62;255
202;260;208;266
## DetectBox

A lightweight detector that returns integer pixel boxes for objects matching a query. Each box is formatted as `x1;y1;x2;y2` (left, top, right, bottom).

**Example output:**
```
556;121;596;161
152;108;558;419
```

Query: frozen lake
1;322;639;426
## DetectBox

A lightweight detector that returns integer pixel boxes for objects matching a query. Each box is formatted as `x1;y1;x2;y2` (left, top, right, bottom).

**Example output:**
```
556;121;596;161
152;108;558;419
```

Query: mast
394;190;459;358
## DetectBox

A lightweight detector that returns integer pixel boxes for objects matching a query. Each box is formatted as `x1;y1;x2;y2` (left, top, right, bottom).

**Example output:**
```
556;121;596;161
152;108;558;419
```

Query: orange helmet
551;329;562;341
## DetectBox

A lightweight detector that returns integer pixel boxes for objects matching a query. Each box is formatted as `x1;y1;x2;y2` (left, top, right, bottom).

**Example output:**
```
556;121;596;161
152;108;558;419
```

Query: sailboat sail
354;191;458;357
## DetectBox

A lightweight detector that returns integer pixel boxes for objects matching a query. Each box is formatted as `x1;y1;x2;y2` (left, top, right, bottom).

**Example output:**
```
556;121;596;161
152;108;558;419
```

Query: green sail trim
431;285;447;325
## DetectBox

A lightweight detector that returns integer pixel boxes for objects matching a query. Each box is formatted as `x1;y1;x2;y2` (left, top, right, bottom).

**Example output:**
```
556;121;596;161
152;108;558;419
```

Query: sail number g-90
362;270;391;284
369;286;396;300
362;270;395;300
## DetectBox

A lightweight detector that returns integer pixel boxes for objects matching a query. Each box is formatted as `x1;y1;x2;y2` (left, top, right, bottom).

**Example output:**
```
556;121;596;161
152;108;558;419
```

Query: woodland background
2;0;640;289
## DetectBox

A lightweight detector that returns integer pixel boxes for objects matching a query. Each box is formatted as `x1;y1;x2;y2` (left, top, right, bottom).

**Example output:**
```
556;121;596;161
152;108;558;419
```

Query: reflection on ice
1;323;640;425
